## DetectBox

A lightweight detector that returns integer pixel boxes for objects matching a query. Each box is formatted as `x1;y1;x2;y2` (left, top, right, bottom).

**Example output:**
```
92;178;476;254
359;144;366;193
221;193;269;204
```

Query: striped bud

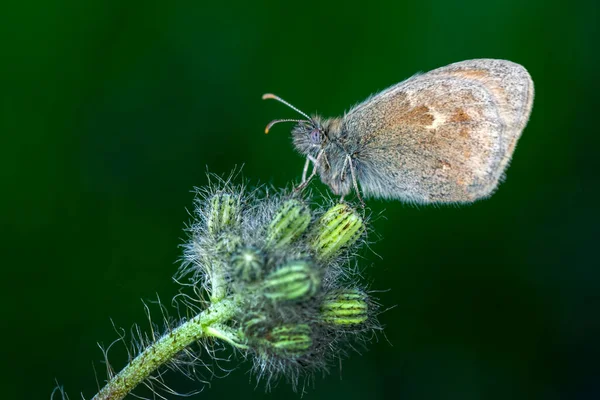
214;232;242;255
265;199;311;249
242;313;268;336
231;247;264;282
262;261;319;302
311;204;364;259
268;324;312;358
207;193;240;236
321;288;369;327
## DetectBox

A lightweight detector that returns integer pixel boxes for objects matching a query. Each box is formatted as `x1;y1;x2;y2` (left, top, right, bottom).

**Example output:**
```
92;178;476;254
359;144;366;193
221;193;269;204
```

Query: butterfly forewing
343;59;533;204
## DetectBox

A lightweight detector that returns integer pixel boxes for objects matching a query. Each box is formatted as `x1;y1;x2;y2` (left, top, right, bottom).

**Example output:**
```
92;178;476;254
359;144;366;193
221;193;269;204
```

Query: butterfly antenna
264;119;307;134
262;93;312;120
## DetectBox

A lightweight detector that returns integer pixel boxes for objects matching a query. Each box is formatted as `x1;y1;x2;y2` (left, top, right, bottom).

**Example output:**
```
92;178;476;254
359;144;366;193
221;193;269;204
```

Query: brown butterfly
264;59;534;204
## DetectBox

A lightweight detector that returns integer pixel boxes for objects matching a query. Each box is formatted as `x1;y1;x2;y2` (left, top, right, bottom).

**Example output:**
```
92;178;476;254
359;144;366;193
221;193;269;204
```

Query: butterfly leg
301;157;311;183
295;150;323;192
339;156;350;183
346;155;365;207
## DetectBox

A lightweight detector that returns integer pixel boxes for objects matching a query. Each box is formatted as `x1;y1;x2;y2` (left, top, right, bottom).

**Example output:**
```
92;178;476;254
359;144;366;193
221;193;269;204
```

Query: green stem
92;297;241;400
211;261;228;302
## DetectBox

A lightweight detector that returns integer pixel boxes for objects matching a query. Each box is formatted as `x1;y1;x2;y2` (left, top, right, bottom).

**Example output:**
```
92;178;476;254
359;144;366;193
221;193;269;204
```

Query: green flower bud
207;193;239;236
321;288;369;327
311;204;364;259
265;199;311;249
242;313;268;336
231;247;264;282
262;261;320;302
211;232;242;302
268;324;312;358
214;232;242;255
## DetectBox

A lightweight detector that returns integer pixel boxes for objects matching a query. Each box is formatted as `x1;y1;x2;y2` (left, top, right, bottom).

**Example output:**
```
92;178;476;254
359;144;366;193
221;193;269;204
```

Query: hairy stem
92;297;241;400
210;260;228;302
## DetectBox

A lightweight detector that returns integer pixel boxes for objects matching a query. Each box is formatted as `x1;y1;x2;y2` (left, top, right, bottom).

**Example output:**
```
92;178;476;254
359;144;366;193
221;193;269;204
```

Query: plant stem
92;297;240;400
211;260;228;302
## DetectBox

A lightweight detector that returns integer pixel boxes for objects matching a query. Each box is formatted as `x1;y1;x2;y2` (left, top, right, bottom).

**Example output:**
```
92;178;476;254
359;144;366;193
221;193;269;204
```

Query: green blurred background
1;0;598;399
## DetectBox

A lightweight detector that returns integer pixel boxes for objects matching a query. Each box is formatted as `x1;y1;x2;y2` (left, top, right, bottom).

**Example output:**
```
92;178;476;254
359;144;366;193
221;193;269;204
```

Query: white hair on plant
55;171;383;400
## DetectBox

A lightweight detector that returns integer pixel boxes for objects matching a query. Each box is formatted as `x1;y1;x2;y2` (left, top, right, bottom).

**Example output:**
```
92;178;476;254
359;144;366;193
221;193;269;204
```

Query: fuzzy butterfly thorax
292;116;354;196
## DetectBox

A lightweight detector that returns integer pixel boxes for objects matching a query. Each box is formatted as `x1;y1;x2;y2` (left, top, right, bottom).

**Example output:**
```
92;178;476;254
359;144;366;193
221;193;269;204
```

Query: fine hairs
55;172;382;399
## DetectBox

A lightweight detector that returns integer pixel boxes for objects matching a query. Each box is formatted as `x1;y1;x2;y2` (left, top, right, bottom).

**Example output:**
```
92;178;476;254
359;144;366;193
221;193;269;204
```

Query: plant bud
213;232;242;255
242;313;268;336
262;261;319;302
265;199;311;249
311;204;364;259
231;247;264;282
268;324;312;358
320;288;369;326
207;193;240;236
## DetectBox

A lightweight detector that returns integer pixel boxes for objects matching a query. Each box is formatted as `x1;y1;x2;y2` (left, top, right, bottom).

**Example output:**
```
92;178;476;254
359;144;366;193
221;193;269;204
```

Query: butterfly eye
309;129;321;144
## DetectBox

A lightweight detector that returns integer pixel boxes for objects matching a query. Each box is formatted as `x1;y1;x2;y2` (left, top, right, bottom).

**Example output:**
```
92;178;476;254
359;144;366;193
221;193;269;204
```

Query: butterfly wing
343;59;534;203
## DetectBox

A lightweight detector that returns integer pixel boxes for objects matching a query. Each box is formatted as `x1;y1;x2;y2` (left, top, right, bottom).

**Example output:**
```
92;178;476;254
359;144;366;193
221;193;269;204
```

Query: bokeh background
2;0;598;399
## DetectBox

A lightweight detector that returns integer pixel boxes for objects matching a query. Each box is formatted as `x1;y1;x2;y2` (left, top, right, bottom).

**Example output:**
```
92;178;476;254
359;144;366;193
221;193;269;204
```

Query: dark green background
2;0;598;399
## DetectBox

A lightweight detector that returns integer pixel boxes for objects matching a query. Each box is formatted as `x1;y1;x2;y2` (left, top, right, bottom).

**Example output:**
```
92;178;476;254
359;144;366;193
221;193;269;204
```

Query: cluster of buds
179;182;379;388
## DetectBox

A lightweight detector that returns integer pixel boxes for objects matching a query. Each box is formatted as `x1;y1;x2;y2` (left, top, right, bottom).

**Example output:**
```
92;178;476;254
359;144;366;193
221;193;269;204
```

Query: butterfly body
267;59;534;204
